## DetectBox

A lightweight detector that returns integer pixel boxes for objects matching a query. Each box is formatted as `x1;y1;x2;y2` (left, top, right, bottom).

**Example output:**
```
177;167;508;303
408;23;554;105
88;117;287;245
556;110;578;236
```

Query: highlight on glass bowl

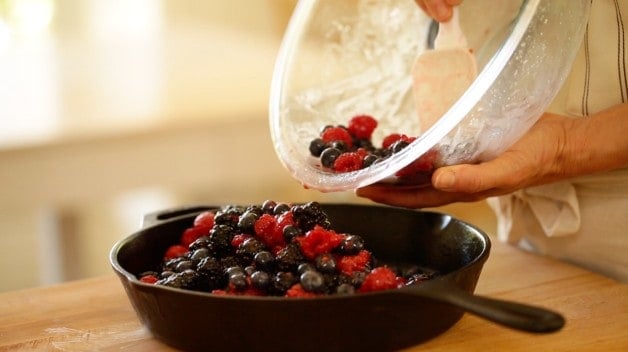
269;0;590;192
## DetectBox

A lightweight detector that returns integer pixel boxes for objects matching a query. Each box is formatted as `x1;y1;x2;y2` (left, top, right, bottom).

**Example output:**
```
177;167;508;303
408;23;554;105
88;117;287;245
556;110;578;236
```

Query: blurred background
0;0;494;292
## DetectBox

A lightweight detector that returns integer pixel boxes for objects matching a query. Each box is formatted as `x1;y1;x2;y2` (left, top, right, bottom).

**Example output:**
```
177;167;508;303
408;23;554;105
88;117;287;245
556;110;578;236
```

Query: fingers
431;155;533;194
415;0;459;22
355;184;482;209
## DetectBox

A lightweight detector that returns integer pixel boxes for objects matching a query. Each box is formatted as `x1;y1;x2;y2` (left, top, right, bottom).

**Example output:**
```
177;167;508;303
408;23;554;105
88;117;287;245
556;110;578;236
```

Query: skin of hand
356;103;628;209
415;0;463;22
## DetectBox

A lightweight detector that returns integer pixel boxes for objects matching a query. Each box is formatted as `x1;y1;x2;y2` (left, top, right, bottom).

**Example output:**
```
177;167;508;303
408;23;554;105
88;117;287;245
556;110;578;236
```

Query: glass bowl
269;0;590;192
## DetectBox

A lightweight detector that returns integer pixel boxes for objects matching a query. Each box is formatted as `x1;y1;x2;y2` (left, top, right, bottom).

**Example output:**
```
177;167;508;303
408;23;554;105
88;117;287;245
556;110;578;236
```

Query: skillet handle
404;281;565;333
141;205;216;229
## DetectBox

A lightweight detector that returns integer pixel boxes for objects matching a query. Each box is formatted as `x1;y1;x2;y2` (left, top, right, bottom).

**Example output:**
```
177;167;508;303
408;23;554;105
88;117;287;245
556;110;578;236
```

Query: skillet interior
111;203;490;352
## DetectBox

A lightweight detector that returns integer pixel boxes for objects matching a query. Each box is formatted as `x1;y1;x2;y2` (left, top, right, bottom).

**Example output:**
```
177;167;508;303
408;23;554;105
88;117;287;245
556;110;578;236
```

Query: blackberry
236;238;266;260
196;256;224;287
214;206;243;227
157;269;200;290
320;147;341;168
189;236;211;251
308;138;327;157
275;243;305;273
272;271;296;295
209;224;236;255
292;202;331;231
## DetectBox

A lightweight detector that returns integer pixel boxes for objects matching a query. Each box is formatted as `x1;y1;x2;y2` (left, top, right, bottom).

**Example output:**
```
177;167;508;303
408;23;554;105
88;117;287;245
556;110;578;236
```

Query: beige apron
488;0;628;283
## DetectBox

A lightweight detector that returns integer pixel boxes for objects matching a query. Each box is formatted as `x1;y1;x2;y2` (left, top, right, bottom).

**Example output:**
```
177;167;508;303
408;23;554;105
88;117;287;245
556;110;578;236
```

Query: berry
250;271;271;290
321;126;353;148
358;267;404;293
340;235;365;255
333;152;363;172
299;270;325;293
285;284;319;298
142;201;429;297
164;245;188;260
337;250;372;276
347;115;377;139
309;138;327;157
139;274;159;284
193;210;215;229
320;147;342;168
296;225;344;260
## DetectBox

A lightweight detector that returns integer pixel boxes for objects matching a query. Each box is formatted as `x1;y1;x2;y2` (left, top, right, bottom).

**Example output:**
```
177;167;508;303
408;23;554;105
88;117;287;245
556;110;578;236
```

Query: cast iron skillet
110;204;564;352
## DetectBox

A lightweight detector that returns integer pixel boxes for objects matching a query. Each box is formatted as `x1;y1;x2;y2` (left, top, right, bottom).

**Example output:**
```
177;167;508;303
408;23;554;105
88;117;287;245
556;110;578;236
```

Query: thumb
432;157;528;193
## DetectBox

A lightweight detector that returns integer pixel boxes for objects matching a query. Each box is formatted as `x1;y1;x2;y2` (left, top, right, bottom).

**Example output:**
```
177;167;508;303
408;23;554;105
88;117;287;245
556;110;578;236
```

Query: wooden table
0;239;626;351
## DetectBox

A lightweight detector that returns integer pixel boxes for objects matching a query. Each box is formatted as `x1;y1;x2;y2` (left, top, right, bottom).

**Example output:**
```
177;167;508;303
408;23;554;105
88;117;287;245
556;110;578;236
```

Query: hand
356;104;628;208
415;0;463;22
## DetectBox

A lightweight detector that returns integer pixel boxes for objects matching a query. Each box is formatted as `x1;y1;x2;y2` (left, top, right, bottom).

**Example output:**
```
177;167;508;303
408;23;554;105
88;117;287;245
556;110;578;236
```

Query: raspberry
139;274;159;284
358;267;404;293
164;245;188;260
296;225;345;260
231;234;252;249
254;214;285;249
286;284;320;298
321;126;353;148
333;152;363;172
336;250;372;276
180;226;209;248
193;210;215;229
395;148;439;178
382;133;403;149
347;115;378;139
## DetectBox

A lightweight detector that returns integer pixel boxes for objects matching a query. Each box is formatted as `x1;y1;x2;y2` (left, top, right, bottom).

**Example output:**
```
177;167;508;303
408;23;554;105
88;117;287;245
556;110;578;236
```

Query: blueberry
340;235;365;255
261;200;277;214
175;260;194;272
283;225;302;241
297;262;316;274
273;202;291;215
229;272;248;291
237;211;258;232
254;250;275;270
315;254;336;274
336;283;355;295
272;271;296;295
250;271;270;290
362;154;380;168
391;140;410;154
320;147;342;168
300;270;325;293
190;248;210;262
309;138;327;157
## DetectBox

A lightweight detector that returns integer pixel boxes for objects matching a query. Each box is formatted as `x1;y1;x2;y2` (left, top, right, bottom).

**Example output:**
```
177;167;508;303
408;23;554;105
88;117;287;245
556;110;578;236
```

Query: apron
487;0;628;283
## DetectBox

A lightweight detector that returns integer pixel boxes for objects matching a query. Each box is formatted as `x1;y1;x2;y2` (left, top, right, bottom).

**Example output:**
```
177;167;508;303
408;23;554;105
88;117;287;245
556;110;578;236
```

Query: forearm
562;103;628;178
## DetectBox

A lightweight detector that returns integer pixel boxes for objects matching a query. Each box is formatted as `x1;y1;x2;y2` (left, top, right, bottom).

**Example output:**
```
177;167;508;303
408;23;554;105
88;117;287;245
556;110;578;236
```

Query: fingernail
434;170;455;190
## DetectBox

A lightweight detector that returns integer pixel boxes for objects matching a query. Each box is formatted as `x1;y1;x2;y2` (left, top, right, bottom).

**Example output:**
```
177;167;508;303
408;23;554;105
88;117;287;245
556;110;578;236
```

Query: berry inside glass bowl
269;0;590;192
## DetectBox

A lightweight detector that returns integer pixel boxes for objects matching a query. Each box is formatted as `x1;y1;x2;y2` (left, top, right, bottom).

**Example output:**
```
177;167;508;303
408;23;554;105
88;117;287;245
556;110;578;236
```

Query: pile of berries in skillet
139;201;434;297
308;114;439;181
